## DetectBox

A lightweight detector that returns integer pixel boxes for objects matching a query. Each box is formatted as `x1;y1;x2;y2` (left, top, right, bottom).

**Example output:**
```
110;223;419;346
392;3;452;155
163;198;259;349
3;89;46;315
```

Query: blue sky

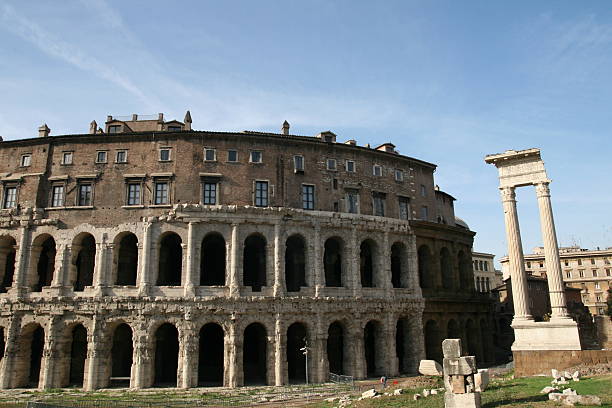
1;1;611;264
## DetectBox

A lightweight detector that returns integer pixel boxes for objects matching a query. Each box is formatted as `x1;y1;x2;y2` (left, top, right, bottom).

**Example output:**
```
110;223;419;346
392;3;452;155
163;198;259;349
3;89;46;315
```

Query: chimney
184;110;192;131
106;115;113;122
132;114;138;121
282;120;290;135
89;120;97;134
38;124;50;138
157;113;164;122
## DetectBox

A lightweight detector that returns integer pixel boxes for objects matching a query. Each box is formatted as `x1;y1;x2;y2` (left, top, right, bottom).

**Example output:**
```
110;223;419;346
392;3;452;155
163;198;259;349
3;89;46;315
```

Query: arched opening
200;233;226;286
417;245;431;289
287;323;307;383
15;325;45;388
243;323;267;385
396;318;411;374
0;236;16;293
154;323;179;387
34;236;56;292
157;233;182;286
110;323;133;387
198;323;224;386
440;247;453;290
74;234;96;291
324;238;342;287
115;233;138;286
424;320;442;363
391;242;406;288
69;324;88;386
285;235;306;292
327;322;344;375
360;240;376;288
243;234;266;291
458;251;471;290
364;321;384;377
447;319;461;339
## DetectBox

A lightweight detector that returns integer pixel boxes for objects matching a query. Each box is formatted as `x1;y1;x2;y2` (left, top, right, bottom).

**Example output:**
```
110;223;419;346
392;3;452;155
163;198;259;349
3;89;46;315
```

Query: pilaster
183;222;197;297
229;223;240;298
0;313;22;389
138;221;153;296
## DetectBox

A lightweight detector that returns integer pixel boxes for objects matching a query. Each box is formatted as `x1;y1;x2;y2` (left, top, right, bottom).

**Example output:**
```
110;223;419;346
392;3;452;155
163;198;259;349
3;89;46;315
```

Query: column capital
534;181;551;197
499;186;516;202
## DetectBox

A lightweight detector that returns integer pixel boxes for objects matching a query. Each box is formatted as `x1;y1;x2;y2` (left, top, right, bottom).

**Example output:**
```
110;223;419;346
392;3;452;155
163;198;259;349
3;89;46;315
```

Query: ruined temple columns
500;187;533;321
274;315;284;386
535;182;570;320
226;319;239;387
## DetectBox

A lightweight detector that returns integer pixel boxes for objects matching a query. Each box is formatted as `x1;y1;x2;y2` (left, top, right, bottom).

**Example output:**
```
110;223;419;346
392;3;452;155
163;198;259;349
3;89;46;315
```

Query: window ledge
122;205;145;209
45;206;94;210
150;204;172;208
249;162;264;165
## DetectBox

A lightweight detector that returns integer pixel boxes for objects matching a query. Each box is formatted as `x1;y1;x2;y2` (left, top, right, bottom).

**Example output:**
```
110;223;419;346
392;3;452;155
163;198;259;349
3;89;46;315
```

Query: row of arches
3;317;418;389
0;232;413;294
423;318;491;364
417;245;473;290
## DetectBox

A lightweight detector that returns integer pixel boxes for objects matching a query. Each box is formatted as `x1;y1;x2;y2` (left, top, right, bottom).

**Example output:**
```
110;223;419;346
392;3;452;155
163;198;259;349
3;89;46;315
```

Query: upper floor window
564;260;569;266
578;259;582;266
294;155;304;172
167;125;182;131
302;184;314;210
116;150;127;163
20;154;31;167
591;259;596;265
326;159;337;171
595;282;601;290
126;182;141;206
484;262;489;272
372;164;382;177
372;192;385;216
605;258;610;265
108;125;121;134
205;148;217;162
579;269;585;277
250;151;263;163
526;261;531;268
62;151;73;165
154;181;169;205
96;151;108;163
593;269;598;277
77;183;93;206
394;169;404;182
159;148;172;162
346;190;359;214
346;160;355;173
3;186;17;209
51;185;65;207
398;196;410;220
606;269;611;277
254;180;268;207
420;184;427;197
202;181;218;205
566;271;572;279
227;150;238;162
420;205;428;220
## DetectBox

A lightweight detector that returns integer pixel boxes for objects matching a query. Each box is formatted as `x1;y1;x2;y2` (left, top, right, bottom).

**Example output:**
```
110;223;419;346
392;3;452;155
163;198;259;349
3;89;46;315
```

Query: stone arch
200;232;226;286
324;237;343;287
114;232;138;286
157;232;182;286
30;234;56;292
243;234;266;291
109;323;133;387
285;234;306;292
424;320;442;363
440;247;453;289
327;321;347;376
14;323;45;388
417;245;432;289
447;319;461;339
0;235;16;293
72;233;96;292
153;323;180;387
364;320;385;377
458;251;472;290
391;241;408;288
198;323;224;386
287;322;308;383
243;322;267;385
360;239;378;288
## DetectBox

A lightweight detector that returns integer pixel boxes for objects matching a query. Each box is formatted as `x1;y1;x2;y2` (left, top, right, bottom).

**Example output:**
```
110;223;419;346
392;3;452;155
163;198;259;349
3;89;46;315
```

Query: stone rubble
419;359;443;376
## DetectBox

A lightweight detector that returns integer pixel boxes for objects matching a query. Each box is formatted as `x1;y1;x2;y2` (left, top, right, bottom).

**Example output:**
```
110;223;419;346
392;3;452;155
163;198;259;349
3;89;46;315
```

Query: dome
455;216;470;229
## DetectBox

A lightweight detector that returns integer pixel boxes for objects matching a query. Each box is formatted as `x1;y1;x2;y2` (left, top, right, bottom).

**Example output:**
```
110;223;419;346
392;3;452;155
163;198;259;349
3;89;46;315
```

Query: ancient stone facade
0;113;492;390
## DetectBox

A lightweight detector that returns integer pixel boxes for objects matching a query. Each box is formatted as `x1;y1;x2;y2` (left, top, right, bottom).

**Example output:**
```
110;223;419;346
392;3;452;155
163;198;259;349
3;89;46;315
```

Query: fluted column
138;221;152;296
229;223;240;298
0;313;22;388
500;187;532;321
273;223;284;297
313;224;323;297
184;222;196;297
535;182;569;319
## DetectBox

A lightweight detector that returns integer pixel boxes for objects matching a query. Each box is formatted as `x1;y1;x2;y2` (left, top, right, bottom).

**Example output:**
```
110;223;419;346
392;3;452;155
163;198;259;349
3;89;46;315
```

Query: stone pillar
180;322;198;388
138;221;153;296
183;222;197;297
381;230;392;292
94;241;109;296
352;323;366;379
132;322;148;389
274;315;284;386
500;187;532;321
273;223;284;297
349;226;360;296
0;313;22;389
51;244;69;288
226;318;240;387
40;315;61;389
11;224;29;296
535;182;569;320
229;223;240;298
313;316;328;383
313;224;323;297
84;315;104;391
385;315;399;377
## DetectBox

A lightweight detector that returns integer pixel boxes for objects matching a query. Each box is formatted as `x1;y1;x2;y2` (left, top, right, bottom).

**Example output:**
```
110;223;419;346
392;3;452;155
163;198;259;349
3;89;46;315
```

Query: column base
511;319;581;351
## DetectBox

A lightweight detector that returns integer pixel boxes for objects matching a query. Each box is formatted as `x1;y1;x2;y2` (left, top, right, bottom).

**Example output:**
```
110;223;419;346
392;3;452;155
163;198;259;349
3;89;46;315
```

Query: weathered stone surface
393;389;403;395
419;360;443;376
549;393;601;406
442;339;462;358
444;392;481;408
361;389;377;399
474;369;489;392
413;394;421;400
552;369;561;379
444;356;477;375
540;386;558;394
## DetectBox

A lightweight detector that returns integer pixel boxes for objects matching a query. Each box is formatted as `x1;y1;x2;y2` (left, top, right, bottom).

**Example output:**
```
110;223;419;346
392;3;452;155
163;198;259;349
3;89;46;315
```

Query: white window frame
345;160;355;173
126;181;143;206
20;154;32;167
294;155;304;172
302;184;315;210
62;151;73;165
394;169;404;182
346;190;359;214
153;179;170;205
95;151;108;164
250;150;263;163
2;185;17;209
51;184;65;207
254;180;269;207
372;191;386;217
116;150;128;163
202;180;219;205
326;159;337;171
372;164;382;177
76;182;93;207
204;148;217;162
159;147;172;162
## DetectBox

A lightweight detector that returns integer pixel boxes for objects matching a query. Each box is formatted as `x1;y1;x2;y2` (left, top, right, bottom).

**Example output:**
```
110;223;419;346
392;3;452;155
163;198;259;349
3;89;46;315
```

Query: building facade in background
472;252;503;294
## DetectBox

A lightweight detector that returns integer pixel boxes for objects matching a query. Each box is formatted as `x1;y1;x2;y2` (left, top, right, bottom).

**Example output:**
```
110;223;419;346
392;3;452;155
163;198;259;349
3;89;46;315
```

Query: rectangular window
346;190;359;214
595;282;600;289
108;125;121;133
327;159;337;171
227;150;238;162
484;262;489;272
372;164;382;176
539;262;544;268
591;259;595;265
255;181;268;207
127;183;141;205
116;150;127;163
579;270;585;278
394;169;404;182
526;261;531;268
420;184;427;197
77;184;92;206
51;185;65;207
593;270;598;277
302;184;314;210
372;192;385;216
294;155;304;172
564;260;569;266
20;155;31;167
420;205;428;220
62;152;73;165
346;160;355;173
96;151;107;163
159;148;171;161
578;259;582;266
250;151;263;163
203;182;217;205
204;148;216;162
398;196;410;220
566;271;571;278
154;182;169;205
167;125;182;131
3;187;16;209
606;269;611;277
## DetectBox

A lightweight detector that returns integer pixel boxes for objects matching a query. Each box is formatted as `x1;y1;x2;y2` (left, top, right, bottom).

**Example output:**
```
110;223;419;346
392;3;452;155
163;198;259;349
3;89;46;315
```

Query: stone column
313;316;328;383
94;241;109;296
535;182;570;320
84;315;104;391
226;318;240;387
229;223;240;298
381;230;392;292
132;322;148;389
500;187;532;321
273;223;284;297
385;315;399;377
180;322;198;388
0;313;22;389
183;222;197;297
313;224;323;297
40;315;61;389
349;226;361;296
352;323;366;379
274;315;284;386
51;244;69;288
138;221;153;296
11;224;29;296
